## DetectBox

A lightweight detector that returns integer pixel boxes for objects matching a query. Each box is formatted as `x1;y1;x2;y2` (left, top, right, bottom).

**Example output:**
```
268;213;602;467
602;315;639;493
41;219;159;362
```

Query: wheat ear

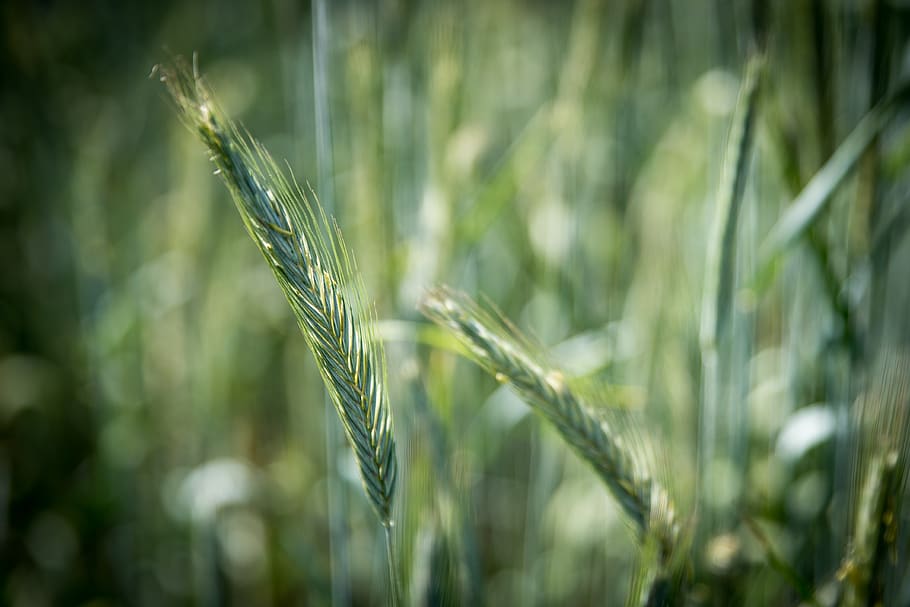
157;61;397;526
419;287;679;561
839;350;910;606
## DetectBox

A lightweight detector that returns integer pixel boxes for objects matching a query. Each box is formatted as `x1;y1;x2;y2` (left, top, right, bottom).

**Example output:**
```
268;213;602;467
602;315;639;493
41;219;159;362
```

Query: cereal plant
2;1;909;605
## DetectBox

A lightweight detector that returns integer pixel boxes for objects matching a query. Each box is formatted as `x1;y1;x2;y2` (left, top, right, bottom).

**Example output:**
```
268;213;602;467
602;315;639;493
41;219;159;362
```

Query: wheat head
420;286;679;562
157;61;397;526
840;349;910;606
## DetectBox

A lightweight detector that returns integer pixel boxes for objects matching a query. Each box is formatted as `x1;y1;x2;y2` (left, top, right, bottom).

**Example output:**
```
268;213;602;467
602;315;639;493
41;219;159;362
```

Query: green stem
385;524;401;607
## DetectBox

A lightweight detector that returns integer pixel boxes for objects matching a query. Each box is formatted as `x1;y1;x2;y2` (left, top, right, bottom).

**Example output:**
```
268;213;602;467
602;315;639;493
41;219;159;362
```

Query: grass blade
755;83;910;286
700;54;762;351
697;55;761;539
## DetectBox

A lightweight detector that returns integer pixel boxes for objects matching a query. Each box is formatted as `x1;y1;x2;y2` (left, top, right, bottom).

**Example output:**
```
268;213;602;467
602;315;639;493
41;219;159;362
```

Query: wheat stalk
419;287;680;564
157;60;397;527
698;55;761;540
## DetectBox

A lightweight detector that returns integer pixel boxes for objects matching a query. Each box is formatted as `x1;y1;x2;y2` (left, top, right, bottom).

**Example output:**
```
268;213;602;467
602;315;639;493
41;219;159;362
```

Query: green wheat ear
840;349;910;606
156;60;397;526
419;287;681;567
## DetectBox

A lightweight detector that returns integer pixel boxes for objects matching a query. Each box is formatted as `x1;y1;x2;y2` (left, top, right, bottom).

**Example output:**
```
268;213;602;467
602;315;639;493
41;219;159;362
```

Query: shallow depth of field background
2;0;909;605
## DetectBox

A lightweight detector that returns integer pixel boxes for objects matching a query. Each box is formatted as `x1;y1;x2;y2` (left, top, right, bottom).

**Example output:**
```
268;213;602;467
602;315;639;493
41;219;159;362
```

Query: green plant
420;286;684;605
839;350;910;607
156;60;399;590
134;3;910;601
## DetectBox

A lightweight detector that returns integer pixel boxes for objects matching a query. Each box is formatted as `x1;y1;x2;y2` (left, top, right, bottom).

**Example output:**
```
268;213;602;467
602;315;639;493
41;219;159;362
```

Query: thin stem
384;524;401;607
312;2;351;604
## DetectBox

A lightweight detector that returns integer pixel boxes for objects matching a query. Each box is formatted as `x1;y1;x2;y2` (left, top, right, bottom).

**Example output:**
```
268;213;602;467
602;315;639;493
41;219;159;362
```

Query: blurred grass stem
311;1;353;604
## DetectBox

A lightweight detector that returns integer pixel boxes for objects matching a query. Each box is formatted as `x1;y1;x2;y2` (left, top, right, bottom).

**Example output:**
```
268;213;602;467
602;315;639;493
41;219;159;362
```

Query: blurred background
2;0;910;605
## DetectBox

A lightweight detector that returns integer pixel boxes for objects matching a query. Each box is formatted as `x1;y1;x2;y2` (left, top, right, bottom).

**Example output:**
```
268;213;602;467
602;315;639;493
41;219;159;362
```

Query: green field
2;1;909;605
